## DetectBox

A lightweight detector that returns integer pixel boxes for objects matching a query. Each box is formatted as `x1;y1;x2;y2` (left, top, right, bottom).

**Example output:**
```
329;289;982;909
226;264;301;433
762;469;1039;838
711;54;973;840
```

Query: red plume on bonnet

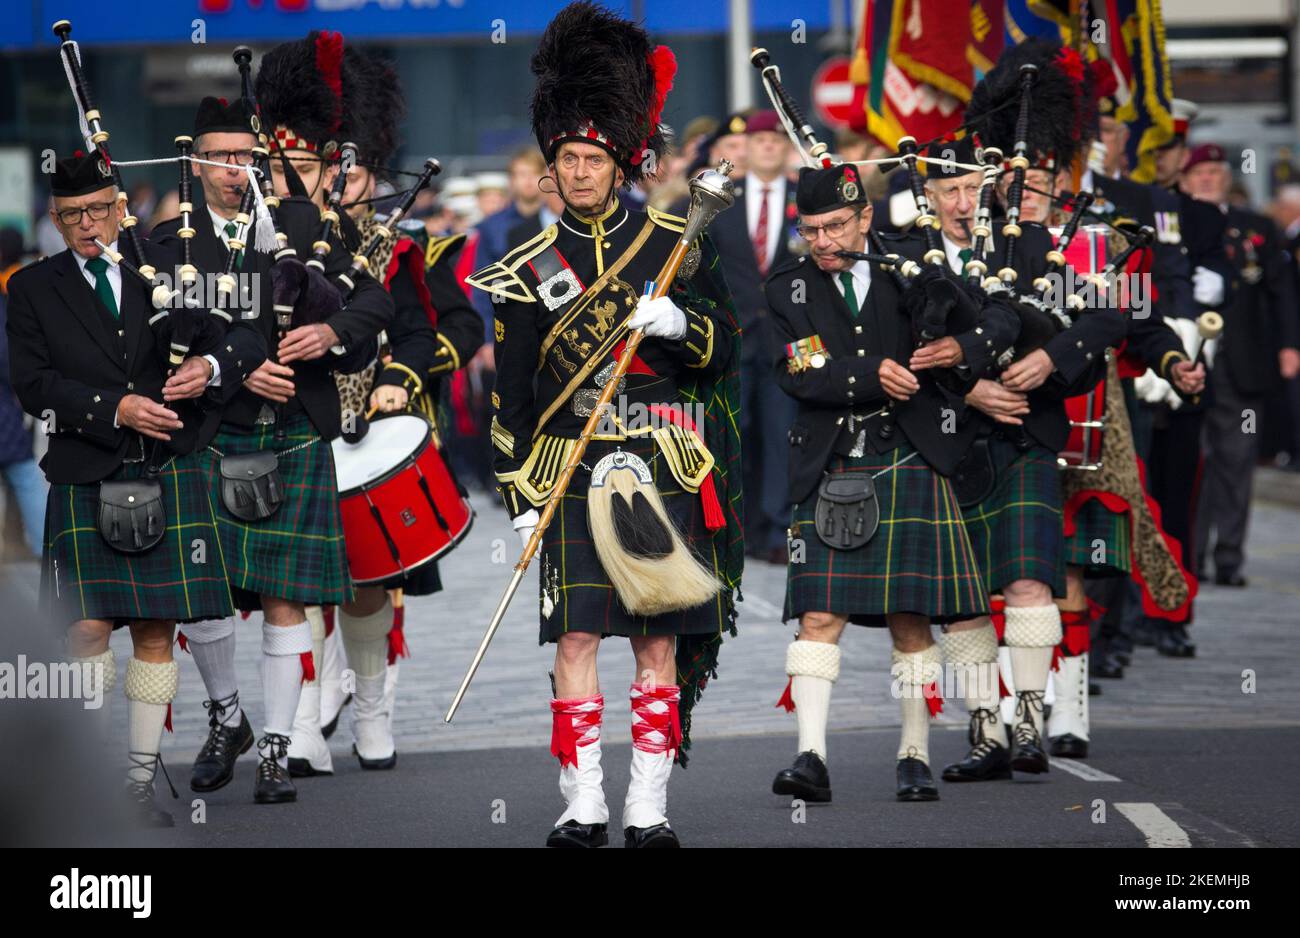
1089;58;1119;100
314;30;344;134
647;46;677;135
631;45;677;167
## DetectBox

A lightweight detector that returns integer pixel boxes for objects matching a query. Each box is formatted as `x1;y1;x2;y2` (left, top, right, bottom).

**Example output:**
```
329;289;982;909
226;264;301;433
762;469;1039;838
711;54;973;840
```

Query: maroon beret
1184;143;1228;171
745;109;782;135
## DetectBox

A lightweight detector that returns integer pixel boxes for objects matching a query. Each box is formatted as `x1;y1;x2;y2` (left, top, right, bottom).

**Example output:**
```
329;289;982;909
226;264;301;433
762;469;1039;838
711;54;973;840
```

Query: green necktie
839;271;860;318
84;255;118;319
958;247;973;270
224;221;244;268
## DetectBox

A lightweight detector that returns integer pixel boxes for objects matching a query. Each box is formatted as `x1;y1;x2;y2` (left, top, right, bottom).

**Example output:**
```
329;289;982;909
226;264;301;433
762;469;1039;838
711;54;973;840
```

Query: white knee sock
124;658;178;785
183;617;239;723
938;624;1008;748
785;640;841;760
303;607;325;689
261;620;312;766
1003;605;1062;735
70;648;116;736
339;602;392;681
892;645;942;763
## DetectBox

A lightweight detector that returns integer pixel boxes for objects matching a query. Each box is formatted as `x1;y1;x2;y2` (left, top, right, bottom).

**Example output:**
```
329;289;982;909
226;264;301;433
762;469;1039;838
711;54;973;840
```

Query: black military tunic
470;199;739;641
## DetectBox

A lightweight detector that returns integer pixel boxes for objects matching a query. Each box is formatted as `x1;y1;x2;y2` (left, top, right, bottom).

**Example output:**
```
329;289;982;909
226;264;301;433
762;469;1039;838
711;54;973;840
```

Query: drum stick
1189;310;1223;406
366;404;380;421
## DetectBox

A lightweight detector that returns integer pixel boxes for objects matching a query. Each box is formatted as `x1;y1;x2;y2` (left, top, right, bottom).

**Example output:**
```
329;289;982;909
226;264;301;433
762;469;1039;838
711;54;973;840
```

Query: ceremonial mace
443;161;736;723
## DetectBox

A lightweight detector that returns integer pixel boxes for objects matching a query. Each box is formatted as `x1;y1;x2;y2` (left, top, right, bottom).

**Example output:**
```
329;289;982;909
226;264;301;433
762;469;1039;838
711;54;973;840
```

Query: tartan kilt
784;444;988;627
202;415;352;610
960;437;1067;595
537;434;728;643
40;453;234;627
1063;497;1131;575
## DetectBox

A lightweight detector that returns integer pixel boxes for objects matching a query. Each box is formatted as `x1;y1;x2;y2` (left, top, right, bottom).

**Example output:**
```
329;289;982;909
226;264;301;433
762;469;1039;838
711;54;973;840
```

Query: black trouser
1141;402;1205;629
739;351;797;554
1196;369;1262;576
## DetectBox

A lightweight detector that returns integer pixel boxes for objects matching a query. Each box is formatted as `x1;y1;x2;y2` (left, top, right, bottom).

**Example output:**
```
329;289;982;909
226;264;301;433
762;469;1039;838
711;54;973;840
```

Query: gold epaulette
425;232;466;270
464;224;558;304
646;205;686;234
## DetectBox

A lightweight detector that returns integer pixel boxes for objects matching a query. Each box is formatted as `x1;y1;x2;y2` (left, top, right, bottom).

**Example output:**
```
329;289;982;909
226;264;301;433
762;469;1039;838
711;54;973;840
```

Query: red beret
745;109;782;135
1184;143;1228;171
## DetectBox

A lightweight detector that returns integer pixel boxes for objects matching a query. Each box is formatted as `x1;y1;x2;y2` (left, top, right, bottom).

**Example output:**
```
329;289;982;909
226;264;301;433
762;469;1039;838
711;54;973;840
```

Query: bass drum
331;413;474;585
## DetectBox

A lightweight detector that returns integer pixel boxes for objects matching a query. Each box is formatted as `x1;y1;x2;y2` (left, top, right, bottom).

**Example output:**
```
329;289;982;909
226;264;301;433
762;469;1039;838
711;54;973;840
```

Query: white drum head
331;414;430;493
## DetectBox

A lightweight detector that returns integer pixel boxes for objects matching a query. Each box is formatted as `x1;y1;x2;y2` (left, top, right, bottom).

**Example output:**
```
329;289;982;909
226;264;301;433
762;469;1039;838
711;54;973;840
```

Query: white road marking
739;592;785;620
1053;759;1122;782
1115;802;1193;848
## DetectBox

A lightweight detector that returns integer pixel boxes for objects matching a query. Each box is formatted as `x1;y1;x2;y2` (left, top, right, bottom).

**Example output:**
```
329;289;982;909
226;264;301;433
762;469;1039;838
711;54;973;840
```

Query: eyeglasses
56;202;113;225
199;149;256;167
796;211;861;242
929;182;983;203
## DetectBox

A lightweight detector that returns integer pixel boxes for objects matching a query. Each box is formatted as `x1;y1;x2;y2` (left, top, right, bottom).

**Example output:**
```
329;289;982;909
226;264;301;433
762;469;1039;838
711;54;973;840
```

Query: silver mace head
682;159;737;242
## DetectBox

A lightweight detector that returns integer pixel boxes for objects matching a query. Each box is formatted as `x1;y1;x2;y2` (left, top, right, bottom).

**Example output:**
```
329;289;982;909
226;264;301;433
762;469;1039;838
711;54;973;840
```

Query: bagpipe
52;20;233;464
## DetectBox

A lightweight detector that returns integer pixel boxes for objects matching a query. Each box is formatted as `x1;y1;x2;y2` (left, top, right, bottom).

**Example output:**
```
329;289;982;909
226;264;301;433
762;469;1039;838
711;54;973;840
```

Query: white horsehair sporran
586;447;720;616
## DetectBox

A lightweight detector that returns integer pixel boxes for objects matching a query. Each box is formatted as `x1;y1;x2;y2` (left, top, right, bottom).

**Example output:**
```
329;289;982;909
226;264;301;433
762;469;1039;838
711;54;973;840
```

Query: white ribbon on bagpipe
112;156;278;255
60;40;94;152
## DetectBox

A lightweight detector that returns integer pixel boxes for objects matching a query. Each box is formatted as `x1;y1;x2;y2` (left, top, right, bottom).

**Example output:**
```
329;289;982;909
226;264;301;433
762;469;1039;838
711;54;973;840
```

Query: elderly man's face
1183;161;1232;205
550;140;623;217
798;204;872;273
51;187;120;258
926;170;982;245
998;168;1056;225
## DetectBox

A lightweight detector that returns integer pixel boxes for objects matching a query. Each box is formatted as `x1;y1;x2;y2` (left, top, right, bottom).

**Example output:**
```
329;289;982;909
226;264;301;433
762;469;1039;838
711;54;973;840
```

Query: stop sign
811;56;855;130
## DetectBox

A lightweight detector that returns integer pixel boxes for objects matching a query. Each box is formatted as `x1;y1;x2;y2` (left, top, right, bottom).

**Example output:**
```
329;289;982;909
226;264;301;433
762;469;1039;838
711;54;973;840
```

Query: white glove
627;295;687;340
512;508;540;550
1192;266;1225;306
1133;368;1182;410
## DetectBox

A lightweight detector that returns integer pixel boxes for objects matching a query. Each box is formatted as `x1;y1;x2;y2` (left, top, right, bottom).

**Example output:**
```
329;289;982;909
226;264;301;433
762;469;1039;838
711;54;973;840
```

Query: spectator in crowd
0;226;47;557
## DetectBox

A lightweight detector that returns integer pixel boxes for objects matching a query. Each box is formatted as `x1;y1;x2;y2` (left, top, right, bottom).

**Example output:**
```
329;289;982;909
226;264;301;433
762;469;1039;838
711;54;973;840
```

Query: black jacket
894;223;1126;454
705;175;799;363
1218;207;1300;395
368;231;483;396
766;252;1016;504
1090;174;1196;323
150;192;393;441
6;248;222;484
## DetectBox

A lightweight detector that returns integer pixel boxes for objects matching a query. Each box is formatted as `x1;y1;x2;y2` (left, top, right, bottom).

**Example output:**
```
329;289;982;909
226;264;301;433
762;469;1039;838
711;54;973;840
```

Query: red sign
811;56;855;130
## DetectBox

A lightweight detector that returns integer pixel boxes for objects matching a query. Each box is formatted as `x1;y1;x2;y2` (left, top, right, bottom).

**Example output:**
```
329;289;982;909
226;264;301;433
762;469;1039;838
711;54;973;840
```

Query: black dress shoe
253;734;297;804
625;823;680;848
1156;625;1196;658
942;709;1011;782
1050;733;1089;759
1214;570;1247;588
353;744;398;771
1010;692;1049;774
1089;681;1102;697
191;706;254;793
126;752;177;828
1090;654;1124;679
772;751;832;803
896;757;939;801
1113;650;1132;667
126;781;174;828
546;820;608;848
1132;623;1158;648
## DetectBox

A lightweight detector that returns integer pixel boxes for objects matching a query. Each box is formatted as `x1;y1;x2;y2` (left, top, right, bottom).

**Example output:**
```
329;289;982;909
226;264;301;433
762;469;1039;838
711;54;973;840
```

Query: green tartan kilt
202;415;352;610
40;453;234;627
961;437;1067;596
537;435;728;643
1063;496;1132;575
784;444;988;627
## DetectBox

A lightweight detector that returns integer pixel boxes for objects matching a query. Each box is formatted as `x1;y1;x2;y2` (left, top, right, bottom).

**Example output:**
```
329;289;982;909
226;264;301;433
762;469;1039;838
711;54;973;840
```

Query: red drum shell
332;415;474;584
1054;224;1110;470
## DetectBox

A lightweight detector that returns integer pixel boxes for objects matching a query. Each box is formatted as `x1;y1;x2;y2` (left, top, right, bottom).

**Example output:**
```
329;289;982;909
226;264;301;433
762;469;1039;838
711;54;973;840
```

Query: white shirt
75;241;123;312
209;206;239;248
941;233;972;276
832;258;872;312
745;172;786;270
